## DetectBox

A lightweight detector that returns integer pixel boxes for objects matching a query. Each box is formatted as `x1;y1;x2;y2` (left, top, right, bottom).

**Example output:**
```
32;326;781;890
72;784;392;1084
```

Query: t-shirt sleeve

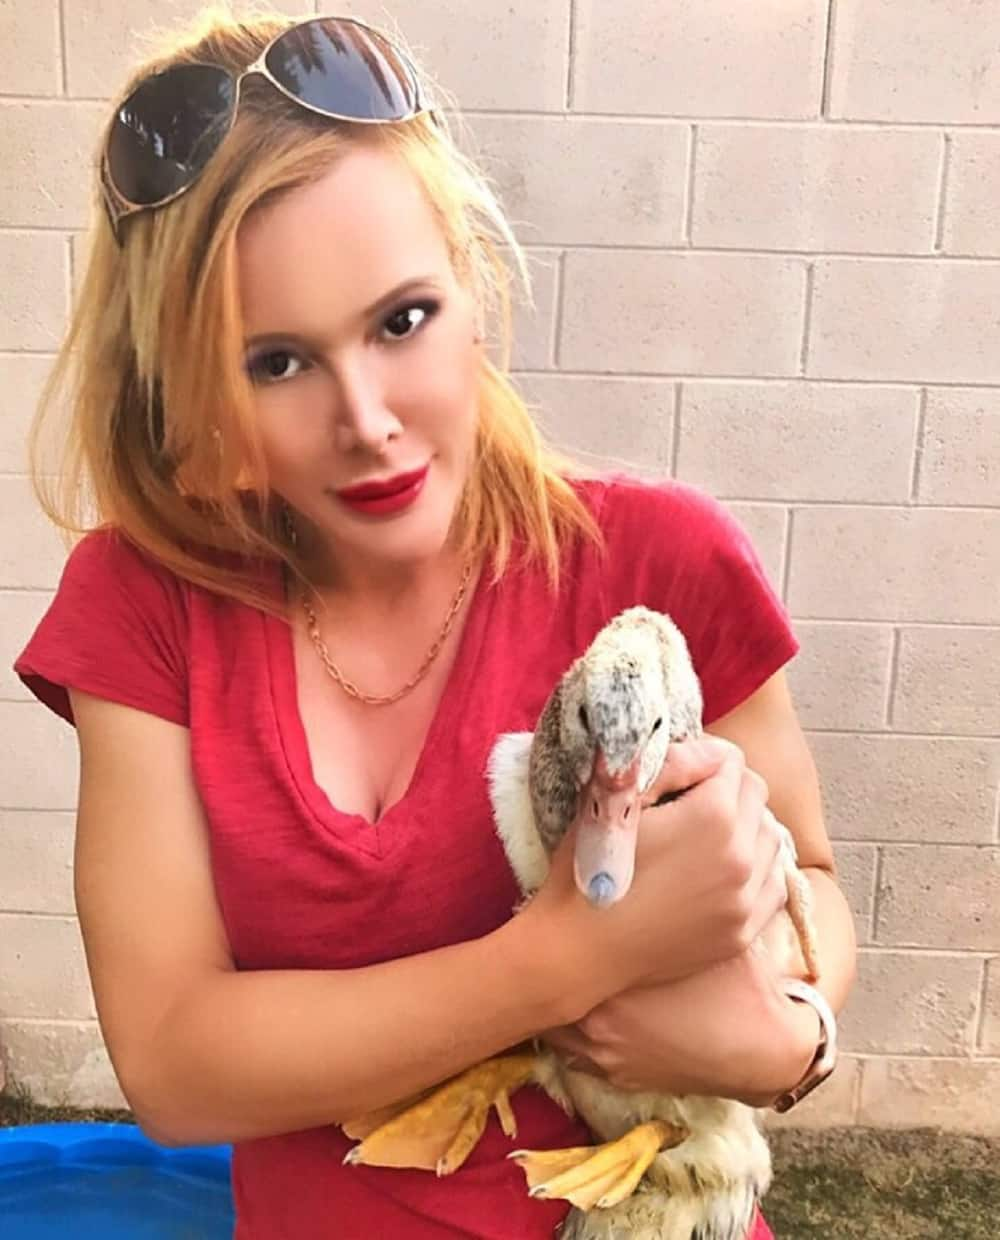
597;476;799;725
14;529;190;727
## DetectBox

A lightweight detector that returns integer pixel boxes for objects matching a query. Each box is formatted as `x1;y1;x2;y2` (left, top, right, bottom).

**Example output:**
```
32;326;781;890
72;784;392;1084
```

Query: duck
343;605;819;1240
488;605;819;1239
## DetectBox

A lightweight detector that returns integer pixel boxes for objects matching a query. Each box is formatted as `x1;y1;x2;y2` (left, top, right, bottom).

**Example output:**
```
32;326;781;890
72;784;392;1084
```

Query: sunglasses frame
99;14;439;244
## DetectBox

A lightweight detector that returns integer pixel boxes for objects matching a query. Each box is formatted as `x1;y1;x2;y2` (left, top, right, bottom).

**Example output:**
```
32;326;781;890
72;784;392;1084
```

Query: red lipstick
335;464;429;516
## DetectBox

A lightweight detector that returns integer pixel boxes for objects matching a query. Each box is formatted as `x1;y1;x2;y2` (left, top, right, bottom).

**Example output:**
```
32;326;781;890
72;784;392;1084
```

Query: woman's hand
521;735;791;1015
541;949;821;1107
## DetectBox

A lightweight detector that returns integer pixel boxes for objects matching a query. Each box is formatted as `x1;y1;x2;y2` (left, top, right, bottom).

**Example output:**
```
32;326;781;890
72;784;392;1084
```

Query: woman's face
235;144;482;575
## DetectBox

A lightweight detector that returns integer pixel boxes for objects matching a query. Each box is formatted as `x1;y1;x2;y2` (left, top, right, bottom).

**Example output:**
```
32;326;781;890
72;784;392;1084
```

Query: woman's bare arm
71;681;787;1146
707;668;858;1015
71;689;584;1147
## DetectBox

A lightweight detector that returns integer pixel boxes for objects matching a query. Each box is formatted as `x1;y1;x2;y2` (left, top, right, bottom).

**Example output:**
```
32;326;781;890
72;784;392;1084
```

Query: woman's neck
304;542;472;621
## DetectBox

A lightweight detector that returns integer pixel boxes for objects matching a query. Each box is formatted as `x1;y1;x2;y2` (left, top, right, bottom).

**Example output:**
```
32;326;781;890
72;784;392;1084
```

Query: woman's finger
745;869;790;944
541;1024;605;1076
744;779;781;890
640;735;737;807
741;794;790;941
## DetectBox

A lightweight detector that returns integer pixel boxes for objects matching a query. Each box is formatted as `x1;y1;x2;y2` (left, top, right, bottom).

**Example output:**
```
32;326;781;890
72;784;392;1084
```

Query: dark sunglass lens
107;63;235;205
265;18;421;120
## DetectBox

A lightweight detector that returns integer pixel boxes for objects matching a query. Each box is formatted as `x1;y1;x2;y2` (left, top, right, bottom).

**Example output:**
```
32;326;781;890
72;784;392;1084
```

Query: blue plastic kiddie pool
0;1122;235;1238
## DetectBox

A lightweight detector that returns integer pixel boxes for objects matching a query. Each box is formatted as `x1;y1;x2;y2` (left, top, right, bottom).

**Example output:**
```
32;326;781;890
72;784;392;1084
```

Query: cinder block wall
1;1;998;1131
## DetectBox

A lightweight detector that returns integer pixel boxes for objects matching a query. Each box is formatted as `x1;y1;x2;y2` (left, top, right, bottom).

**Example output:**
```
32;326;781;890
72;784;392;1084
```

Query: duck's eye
578;705;590;733
651;717;663;734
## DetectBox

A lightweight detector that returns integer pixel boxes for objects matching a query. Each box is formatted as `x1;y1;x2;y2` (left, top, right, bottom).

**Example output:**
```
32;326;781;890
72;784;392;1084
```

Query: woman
15;10;856;1238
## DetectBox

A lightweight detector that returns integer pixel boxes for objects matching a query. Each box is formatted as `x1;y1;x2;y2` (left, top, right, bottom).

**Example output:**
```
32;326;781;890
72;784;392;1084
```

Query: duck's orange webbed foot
342;1051;538;1177
509;1119;688;1210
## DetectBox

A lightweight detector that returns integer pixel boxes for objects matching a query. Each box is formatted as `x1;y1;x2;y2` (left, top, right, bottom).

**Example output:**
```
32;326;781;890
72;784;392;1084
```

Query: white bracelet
772;979;839;1113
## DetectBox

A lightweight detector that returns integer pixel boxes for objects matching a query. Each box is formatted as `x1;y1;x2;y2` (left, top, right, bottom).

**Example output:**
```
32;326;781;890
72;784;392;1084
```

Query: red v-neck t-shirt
16;475;796;1239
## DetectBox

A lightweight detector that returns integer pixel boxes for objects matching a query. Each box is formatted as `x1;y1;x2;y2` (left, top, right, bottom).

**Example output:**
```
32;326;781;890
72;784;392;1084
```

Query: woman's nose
330;360;403;453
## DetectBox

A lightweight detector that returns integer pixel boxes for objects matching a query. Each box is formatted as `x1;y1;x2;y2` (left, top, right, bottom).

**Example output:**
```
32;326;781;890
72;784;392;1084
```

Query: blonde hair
30;5;601;614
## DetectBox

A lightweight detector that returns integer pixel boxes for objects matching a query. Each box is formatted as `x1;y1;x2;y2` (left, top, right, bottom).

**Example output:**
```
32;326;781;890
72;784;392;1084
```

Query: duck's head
556;608;702;907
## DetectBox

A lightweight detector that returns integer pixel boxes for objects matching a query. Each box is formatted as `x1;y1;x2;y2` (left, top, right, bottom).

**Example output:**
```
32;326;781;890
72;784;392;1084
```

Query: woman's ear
472;296;485;344
457;256;486;344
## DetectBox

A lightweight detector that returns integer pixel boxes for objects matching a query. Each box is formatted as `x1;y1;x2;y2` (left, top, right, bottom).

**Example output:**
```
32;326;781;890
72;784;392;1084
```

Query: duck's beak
573;747;642;907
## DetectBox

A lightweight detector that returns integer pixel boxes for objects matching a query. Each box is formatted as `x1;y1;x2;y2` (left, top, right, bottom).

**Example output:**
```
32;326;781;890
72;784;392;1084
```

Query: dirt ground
766;1126;999;1239
2;1093;997;1238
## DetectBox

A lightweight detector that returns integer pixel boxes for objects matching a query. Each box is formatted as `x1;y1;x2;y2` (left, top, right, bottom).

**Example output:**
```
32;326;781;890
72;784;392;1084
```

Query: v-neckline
264;559;494;858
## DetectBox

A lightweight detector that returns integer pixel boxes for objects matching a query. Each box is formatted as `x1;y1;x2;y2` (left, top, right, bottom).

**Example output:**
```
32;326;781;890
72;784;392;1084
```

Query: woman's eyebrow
243;275;442;350
362;275;442;319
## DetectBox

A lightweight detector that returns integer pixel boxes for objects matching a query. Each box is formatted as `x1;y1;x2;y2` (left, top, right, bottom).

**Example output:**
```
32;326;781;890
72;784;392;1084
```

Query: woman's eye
381;299;441;343
245;349;305;385
244;299;441;383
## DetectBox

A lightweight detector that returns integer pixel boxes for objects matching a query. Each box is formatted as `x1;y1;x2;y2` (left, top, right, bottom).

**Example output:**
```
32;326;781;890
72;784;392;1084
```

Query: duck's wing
487;731;551;897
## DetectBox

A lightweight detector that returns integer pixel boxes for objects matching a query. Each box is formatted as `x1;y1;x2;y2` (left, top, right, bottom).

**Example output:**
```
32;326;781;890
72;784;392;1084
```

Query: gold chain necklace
300;560;475;707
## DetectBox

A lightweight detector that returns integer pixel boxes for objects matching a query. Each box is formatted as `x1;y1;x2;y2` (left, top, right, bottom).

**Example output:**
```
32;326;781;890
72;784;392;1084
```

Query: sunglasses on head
100;14;438;244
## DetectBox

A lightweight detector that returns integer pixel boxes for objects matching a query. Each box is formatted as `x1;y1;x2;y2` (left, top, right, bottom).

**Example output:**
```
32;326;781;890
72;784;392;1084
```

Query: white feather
486;732;551;894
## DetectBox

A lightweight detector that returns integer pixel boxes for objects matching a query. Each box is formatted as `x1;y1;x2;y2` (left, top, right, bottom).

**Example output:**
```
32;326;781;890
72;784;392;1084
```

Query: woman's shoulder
570;467;726;509
564;471;797;723
59;525;270;607
59;523;189;582
15;527;196;727
569;470;746;553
